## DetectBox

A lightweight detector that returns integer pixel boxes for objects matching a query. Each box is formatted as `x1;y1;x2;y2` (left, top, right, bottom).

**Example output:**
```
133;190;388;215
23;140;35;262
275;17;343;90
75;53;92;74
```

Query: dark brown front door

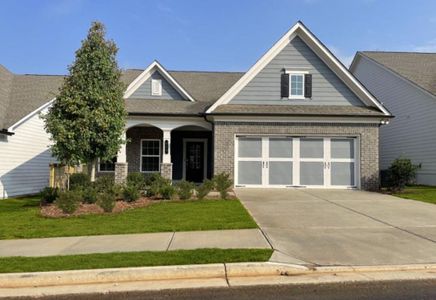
185;141;205;182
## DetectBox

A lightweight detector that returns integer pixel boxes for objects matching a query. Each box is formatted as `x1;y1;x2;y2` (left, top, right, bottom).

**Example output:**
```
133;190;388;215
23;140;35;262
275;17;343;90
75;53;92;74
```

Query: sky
1;0;436;75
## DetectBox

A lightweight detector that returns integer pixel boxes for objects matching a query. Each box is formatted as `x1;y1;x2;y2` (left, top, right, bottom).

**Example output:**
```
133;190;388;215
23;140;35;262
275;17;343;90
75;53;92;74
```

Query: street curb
1;262;436;289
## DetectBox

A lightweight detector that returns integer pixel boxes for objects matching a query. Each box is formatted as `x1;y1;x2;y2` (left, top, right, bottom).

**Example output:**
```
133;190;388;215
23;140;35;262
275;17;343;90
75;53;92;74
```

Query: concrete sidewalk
0;229;270;257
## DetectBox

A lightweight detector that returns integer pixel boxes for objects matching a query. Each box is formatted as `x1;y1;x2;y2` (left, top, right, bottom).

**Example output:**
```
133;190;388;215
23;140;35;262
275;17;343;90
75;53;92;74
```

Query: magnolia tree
44;21;126;181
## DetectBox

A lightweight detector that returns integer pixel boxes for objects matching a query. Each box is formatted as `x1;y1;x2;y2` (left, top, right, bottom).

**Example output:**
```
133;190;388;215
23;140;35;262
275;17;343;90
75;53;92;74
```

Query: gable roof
124;61;194;101
206;21;391;116
353;51;436;97
0;66;243;131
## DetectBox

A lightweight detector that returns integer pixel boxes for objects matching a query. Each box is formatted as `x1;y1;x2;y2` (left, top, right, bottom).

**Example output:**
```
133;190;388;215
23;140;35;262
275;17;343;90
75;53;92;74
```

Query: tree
44;21;126;181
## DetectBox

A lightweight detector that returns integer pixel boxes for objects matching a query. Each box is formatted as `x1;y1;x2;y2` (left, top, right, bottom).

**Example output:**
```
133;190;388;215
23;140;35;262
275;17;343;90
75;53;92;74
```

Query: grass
392;185;436;205
0;248;273;273
0;197;257;240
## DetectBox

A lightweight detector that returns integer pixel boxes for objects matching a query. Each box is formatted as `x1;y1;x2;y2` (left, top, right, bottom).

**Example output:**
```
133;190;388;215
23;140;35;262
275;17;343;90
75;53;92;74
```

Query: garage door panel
238;138;262;158
300;162;324;186
331;162;355;186
238;161;262;185
269;138;292;158
269;162;293;185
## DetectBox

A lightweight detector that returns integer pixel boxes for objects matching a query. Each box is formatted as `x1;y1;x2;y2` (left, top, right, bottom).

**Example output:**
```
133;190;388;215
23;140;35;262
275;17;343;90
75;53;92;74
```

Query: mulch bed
40;197;152;218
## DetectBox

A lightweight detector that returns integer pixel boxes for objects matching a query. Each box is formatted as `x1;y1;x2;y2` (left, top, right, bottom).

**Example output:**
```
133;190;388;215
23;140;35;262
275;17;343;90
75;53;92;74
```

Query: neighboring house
351;51;436;185
0;22;391;198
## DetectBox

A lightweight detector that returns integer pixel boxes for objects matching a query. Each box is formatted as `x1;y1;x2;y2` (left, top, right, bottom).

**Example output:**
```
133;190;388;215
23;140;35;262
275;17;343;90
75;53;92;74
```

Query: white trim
206;22;390;116
8;98;56;132
140;139;161;173
182;138;208;182
124;60;194;101
151;78;162;96
288;72;306;99
209;115;389;124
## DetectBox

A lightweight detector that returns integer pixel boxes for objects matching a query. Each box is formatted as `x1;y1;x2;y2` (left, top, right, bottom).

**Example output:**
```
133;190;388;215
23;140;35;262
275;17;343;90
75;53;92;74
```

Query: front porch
113;117;213;183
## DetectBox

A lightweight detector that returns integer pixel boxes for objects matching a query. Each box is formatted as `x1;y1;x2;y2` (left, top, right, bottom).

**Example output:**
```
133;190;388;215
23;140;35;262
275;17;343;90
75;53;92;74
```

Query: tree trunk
90;159;96;182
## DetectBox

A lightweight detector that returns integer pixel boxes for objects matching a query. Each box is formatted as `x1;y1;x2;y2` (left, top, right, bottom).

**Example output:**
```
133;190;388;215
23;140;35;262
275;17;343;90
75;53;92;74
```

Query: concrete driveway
236;189;436;266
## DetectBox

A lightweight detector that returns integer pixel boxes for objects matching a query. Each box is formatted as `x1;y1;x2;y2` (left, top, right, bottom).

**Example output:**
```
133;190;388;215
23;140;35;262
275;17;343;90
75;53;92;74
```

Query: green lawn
392;185;436;204
0;197;257;240
0;248;273;273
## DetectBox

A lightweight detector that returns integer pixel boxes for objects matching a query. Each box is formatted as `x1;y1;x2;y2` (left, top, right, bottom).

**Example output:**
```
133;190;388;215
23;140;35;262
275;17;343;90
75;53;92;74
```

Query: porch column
160;129;173;180
115;131;128;184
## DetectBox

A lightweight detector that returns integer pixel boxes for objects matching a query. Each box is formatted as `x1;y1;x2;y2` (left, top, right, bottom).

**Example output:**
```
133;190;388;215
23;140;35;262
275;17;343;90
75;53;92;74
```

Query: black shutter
304;74;312;98
281;73;289;98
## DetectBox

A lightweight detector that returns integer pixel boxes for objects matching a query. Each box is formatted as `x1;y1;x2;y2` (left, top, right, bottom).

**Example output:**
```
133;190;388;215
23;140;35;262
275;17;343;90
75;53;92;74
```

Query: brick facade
126;127;163;173
160;163;173;180
213;121;380;191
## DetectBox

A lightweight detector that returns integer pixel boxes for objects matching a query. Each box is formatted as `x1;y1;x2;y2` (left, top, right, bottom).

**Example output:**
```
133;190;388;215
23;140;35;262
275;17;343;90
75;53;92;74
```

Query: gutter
207;112;394;118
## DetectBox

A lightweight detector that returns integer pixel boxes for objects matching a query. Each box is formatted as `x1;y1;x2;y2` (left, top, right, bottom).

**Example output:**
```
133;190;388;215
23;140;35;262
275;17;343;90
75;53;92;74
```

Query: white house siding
352;56;436;185
0;113;53;198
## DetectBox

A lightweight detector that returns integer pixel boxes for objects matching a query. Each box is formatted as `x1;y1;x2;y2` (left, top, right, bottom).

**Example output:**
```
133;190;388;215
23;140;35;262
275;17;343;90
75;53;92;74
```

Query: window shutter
304;74;312;98
281;73;289;98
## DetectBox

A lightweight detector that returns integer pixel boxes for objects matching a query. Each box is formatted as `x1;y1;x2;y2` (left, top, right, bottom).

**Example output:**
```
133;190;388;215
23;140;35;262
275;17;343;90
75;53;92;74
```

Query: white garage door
235;136;357;188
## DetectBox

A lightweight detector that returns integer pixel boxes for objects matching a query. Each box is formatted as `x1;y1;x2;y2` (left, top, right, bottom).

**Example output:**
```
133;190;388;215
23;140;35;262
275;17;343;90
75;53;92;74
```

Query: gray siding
129;71;185;100
231;37;364;106
352;56;436;185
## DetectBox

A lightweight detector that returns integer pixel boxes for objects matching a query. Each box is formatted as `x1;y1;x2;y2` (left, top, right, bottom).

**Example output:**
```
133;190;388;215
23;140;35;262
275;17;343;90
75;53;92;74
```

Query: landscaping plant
43;21;126;182
195;179;214;200
81;186;98;204
40;187;59;205
123;184;141;202
127;172;145;190
148;174;171;197
97;192;116;213
94;175;115;193
160;184;176;200
387;157;419;192
213;172;233;199
175;180;195;200
69;173;90;190
56;191;81;214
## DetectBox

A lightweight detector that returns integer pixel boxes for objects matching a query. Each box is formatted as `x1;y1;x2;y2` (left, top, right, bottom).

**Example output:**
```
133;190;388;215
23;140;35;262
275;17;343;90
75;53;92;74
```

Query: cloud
413;39;436;53
329;46;355;67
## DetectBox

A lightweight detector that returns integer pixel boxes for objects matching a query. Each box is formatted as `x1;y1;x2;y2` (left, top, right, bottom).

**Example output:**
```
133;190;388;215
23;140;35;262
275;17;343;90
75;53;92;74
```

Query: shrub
147;175;171;197
176;180;195;200
81;186;98;204
196;179;214;200
123;184;141;202
387;157;419;192
127;172;145;190
213;172;233;199
97;192;116;213
69;173;90;190
144;173;164;187
160;184;176;200
94;175;115;193
56;191;81;214
40;187;59;205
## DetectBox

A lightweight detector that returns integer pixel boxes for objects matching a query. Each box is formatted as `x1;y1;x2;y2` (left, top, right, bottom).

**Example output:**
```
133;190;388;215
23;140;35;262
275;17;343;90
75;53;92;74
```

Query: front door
185;141;205;182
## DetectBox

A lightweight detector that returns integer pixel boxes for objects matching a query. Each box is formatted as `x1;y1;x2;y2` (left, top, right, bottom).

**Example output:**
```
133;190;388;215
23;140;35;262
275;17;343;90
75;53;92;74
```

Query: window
151;79;162;96
99;157;117;172
290;73;304;98
141;139;161;173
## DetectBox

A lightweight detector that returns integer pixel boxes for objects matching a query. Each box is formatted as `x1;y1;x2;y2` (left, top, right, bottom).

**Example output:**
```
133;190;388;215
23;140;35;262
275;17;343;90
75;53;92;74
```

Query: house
350;51;436;185
0;21;391;198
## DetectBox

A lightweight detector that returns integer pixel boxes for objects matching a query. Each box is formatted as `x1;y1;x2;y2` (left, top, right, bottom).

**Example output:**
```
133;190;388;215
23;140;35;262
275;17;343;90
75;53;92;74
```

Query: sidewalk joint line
223;263;230;287
166;232;176;252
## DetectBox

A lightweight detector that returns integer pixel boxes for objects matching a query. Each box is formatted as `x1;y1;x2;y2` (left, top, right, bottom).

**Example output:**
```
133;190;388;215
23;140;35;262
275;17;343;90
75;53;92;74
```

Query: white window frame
151;79;162;96
140;139;161;173
285;70;309;100
98;157;117;173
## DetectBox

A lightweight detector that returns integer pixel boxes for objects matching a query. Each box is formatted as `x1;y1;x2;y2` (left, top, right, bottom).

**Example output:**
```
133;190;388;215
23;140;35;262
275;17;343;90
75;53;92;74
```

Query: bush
97;192;116;212
123;184;141;202
213;172;233;199
387;157;419;191
176;180;195;200
40;187;59;204
81;186;98;204
196;179;214;200
127;172;145;190
160;184;176;200
69;173;90;190
147;174;171;197
94;175;115;193
144;173;164;187
56;191;81;214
